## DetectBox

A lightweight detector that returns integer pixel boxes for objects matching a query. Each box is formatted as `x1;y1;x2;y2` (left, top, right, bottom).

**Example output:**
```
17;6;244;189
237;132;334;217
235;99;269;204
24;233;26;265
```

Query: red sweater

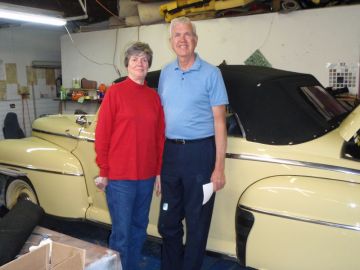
95;78;165;180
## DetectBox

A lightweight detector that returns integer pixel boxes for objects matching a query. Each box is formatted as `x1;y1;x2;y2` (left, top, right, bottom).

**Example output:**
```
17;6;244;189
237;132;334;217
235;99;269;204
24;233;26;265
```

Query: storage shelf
55;98;100;102
69;88;98;91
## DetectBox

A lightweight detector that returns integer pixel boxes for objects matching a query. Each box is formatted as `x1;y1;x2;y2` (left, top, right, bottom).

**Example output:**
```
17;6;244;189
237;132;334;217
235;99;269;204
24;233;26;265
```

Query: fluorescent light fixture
0;2;66;26
0;1;89;27
0;9;66;26
32;61;61;69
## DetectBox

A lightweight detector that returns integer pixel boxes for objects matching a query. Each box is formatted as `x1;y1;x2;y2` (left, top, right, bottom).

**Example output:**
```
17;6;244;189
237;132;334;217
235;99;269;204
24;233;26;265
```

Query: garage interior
0;0;359;269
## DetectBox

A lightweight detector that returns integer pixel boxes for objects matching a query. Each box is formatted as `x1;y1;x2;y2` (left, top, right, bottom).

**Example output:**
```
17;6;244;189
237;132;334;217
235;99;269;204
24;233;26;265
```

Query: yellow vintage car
0;65;359;270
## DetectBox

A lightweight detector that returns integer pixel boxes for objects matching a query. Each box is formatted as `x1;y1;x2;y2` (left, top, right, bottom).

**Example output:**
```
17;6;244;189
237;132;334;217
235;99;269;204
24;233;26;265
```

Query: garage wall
0;5;358;140
61;5;360;95
0;26;64;139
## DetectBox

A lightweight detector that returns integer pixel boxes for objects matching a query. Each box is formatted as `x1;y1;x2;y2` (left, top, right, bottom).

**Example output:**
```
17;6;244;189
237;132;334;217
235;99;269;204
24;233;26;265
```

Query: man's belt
166;136;214;144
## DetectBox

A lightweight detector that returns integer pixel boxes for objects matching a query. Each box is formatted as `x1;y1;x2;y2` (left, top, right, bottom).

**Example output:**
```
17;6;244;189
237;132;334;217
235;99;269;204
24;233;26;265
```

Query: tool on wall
18;85;31;135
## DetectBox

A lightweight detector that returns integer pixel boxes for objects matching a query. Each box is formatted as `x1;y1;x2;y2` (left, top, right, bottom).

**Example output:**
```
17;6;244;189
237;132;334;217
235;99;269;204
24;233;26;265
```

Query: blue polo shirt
158;55;228;139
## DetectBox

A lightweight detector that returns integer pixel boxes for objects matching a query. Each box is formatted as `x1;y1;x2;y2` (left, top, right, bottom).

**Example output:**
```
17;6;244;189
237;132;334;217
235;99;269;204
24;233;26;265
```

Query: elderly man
157;17;229;270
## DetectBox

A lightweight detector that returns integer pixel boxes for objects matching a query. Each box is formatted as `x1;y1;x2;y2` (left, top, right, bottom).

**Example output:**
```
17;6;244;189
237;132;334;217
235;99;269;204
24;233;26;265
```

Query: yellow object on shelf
160;0;254;22
215;0;253;10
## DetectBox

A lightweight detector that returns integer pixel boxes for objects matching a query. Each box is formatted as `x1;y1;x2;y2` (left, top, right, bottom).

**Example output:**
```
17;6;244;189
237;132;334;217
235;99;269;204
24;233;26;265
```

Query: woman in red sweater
95;42;165;270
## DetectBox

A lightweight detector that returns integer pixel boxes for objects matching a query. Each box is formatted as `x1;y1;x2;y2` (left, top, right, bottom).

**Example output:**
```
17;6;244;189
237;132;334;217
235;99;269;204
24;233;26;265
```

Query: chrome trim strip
0;163;83;177
240;205;360;232
0;166;27;177
32;128;95;142
32;128;78;139
226;153;360;176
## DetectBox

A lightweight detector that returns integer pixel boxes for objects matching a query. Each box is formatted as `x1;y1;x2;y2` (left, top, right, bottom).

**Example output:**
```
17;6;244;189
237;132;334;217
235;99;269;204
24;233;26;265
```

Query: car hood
339;105;360;141
32;114;86;138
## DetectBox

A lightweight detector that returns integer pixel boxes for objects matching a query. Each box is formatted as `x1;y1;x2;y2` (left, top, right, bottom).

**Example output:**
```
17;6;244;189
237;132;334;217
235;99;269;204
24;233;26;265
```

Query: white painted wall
0;25;65;139
61;5;360;95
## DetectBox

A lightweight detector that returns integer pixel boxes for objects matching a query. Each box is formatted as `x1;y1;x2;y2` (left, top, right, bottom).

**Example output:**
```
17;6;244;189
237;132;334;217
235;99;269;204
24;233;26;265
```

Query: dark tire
5;178;38;209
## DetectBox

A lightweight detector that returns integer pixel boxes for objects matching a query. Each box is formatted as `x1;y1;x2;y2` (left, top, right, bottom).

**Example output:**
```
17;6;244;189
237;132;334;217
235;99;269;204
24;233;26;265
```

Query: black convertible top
117;65;349;145
219;65;348;145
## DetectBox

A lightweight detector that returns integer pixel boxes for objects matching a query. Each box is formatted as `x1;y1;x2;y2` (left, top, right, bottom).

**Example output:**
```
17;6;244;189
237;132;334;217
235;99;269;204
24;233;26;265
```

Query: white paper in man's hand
202;182;214;205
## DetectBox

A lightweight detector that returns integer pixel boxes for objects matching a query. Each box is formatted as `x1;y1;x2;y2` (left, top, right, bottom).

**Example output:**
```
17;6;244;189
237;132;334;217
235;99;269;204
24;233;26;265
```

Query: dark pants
158;137;216;270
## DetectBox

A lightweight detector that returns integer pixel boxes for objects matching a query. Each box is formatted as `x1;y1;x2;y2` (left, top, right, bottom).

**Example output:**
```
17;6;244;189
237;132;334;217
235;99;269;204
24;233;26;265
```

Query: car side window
226;113;243;137
342;131;360;161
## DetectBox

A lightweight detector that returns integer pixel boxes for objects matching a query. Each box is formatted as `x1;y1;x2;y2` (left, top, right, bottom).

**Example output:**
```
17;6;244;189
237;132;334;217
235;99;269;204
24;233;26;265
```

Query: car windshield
300;86;348;121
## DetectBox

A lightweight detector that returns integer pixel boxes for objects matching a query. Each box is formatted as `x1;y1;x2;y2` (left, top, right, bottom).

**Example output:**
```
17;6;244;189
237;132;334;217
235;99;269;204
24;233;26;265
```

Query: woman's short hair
124;42;153;68
169;17;197;38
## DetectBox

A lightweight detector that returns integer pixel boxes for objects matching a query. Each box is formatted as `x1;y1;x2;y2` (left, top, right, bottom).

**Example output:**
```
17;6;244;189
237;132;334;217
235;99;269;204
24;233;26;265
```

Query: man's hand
155;175;161;196
211;168;226;191
94;176;108;191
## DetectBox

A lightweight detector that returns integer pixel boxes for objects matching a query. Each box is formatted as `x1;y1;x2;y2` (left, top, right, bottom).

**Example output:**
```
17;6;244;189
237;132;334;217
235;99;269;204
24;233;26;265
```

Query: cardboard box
0;242;86;270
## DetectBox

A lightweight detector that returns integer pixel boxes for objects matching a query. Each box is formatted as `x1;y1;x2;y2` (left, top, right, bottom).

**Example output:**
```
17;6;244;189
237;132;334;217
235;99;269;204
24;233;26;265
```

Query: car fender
0;137;83;176
0;137;89;218
236;175;360;269
239;175;360;226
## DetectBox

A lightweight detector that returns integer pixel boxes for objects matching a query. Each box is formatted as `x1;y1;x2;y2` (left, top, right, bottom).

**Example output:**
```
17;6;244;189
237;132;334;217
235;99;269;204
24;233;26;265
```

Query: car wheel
5;178;38;209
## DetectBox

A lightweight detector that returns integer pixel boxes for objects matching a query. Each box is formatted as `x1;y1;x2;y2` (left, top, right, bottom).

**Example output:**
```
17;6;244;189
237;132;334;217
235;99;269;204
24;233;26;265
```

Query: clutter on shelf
59;78;108;103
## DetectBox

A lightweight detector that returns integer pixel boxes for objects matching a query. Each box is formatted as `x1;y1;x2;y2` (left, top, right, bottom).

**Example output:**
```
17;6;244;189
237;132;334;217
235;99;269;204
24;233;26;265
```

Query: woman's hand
95;176;108;191
155;175;161;196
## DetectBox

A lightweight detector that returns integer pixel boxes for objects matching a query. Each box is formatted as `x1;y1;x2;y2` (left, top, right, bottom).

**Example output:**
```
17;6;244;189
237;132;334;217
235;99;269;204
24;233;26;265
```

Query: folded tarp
0;200;44;266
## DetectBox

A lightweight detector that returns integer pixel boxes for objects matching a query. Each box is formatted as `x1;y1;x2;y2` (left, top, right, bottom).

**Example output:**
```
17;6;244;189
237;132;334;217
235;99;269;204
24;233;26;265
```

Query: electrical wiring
113;28;120;76
62;0;122;76
258;12;276;50
64;25;121;77
95;0;119;18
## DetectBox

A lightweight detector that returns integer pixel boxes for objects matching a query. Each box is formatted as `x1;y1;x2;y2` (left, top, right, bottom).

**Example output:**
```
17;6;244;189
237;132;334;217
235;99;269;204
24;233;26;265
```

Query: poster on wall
0;60;5;81
33;68;58;98
327;62;359;96
5;63;18;84
0;81;6;100
26;66;37;85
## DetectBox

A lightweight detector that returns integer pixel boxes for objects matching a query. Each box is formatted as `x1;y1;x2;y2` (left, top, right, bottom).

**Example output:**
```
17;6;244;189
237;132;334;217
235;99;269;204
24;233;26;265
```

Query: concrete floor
41;216;247;270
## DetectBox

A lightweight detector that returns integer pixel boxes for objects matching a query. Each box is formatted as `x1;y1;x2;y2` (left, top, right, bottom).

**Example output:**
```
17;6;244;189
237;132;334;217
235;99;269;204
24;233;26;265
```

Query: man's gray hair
169;17;197;38
124;41;153;68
